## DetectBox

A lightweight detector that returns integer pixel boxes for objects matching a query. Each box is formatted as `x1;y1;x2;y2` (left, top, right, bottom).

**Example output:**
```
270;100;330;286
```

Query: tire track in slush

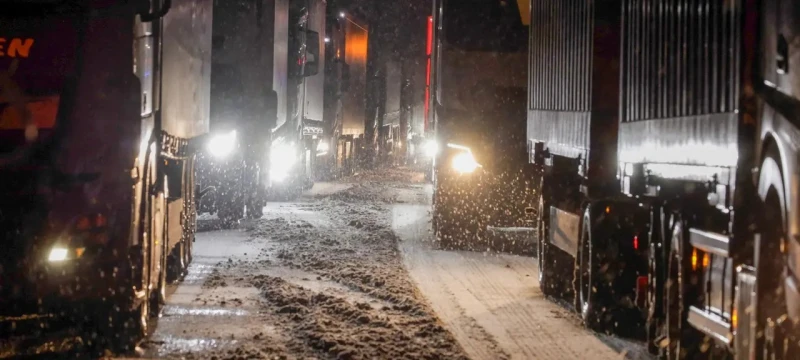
402;234;508;360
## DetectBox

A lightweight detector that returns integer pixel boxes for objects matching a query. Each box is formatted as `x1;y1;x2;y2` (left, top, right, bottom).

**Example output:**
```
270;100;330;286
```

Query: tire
538;194;555;296
246;194;265;219
759;191;791;359
576;206;607;331
218;197;244;229
647;207;667;355
433;200;455;250
661;216;704;360
433;181;483;251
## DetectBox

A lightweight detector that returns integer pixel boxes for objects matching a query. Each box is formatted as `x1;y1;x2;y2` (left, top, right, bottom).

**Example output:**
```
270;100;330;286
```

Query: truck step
689;228;731;258
687;306;732;347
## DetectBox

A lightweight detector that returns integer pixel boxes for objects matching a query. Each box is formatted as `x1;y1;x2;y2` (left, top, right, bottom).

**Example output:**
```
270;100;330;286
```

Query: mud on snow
182;170;469;359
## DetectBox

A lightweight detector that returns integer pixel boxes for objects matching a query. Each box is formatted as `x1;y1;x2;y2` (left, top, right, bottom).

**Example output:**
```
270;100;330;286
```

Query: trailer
529;0;800;357
0;0;210;351
429;0;536;253
195;0;276;227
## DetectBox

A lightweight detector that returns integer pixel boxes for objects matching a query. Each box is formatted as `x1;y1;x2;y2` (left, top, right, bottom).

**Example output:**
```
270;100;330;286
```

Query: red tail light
635;275;648;308
633;235;639;250
72;213;110;246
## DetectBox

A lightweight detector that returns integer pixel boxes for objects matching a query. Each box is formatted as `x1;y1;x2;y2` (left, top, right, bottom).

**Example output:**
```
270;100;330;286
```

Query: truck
268;0;326;195
195;0;275;227
530;0;800;357
429;0;536;253
408;14;437;177
0;0;210;352
322;8;368;179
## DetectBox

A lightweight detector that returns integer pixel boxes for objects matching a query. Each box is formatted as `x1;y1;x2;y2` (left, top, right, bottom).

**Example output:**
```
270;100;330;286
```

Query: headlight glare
270;142;297;182
317;140;329;154
48;247;69;262
451;152;480;174
424;140;438;157
207;130;237;159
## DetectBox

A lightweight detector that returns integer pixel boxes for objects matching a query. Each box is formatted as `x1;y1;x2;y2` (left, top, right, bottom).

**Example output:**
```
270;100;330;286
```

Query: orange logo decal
0;38;35;58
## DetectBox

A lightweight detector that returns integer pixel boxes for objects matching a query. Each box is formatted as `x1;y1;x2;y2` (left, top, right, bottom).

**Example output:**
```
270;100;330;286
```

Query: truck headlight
270;142;297;182
424;139;438;157
447;143;481;174
317;140;329;155
207;130;237;159
48;247;69;262
452;152;480;174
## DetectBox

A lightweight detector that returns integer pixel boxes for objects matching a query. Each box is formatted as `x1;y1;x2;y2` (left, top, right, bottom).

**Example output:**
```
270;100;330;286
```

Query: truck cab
429;0;534;252
0;0;210;351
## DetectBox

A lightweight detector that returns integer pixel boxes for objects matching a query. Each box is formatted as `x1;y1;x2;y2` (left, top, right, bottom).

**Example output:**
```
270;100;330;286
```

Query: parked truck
268;0;326;195
195;0;275;227
0;0;210;351
428;0;536;253
530;0;800;357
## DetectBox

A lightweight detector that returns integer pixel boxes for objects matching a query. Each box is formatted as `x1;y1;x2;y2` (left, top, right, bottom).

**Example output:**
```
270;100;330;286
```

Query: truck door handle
777;34;789;74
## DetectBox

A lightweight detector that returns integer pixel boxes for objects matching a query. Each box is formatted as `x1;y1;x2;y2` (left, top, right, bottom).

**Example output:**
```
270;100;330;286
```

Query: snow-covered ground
139;168;652;359
391;183;651;360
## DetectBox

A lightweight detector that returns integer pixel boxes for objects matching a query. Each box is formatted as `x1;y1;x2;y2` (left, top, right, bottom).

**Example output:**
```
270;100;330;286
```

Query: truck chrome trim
734;266;757;360
618;114;739;168
687;306;733;347
548;207;580;257
689;229;731;258
527;110;589;161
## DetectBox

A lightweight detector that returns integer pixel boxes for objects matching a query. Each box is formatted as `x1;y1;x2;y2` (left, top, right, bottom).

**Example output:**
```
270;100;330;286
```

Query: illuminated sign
0;38;35;58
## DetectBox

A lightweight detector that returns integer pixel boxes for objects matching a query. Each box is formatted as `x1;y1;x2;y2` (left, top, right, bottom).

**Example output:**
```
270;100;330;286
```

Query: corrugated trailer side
527;0;621;194
617;0;743;171
302;0;327;124
161;0;213;139
530;0;654;334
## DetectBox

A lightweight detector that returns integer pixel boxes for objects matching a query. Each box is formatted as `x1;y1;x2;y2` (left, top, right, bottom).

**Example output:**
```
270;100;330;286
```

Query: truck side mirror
303;30;321;77
777;34;790;74
139;0;172;22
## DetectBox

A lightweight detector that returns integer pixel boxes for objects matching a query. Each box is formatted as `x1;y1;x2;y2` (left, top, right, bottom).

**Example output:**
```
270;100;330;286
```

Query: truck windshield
443;0;527;52
0;9;80;154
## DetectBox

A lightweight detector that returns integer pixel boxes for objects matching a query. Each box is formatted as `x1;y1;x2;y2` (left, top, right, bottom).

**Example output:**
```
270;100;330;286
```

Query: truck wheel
105;298;149;354
759;192;790;359
246;196;265;219
90;252;151;354
662;216;703;360
538;195;555;296
646;207;667;355
433;185;484;251
576;206;609;331
167;241;186;283
218;199;244;229
433;202;455;250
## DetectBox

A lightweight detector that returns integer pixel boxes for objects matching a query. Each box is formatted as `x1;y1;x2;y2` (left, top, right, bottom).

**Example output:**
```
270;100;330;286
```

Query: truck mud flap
549;207;580;257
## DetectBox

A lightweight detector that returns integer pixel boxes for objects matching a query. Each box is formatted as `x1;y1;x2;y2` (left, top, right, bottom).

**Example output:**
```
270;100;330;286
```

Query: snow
135;168;652;360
